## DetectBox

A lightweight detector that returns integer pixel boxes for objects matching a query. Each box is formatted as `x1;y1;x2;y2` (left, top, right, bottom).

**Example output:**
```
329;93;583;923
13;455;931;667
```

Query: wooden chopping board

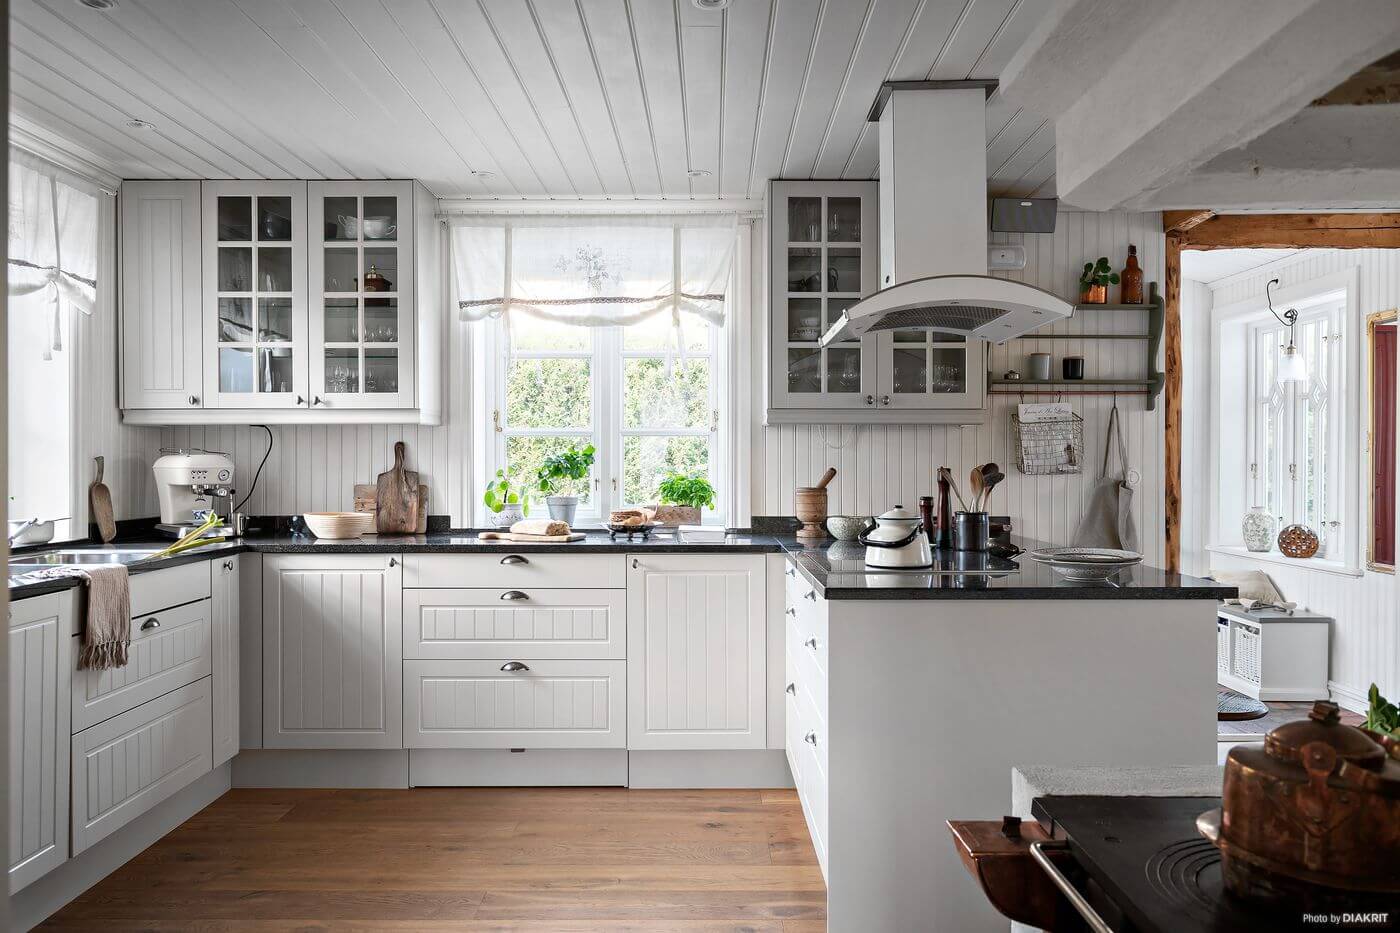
88;456;117;543
477;532;586;543
354;482;429;534
372;441;421;533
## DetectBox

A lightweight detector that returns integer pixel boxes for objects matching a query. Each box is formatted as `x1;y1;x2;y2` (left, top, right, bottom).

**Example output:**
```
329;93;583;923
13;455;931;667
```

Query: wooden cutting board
373;441;421;533
477;532;586;543
88;456;117;543
354;483;429;533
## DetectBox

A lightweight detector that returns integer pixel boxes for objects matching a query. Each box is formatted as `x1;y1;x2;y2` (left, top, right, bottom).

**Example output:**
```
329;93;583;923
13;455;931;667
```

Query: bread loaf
510;518;570;537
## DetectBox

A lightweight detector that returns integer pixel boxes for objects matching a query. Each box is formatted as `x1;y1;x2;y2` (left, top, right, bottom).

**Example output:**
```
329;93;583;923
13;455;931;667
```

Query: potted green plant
1079;257;1120;304
652;472;716;526
483;469;530;528
536;443;596;525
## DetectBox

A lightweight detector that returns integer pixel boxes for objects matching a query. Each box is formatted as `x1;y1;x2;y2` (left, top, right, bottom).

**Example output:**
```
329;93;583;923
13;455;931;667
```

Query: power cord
234;425;273;513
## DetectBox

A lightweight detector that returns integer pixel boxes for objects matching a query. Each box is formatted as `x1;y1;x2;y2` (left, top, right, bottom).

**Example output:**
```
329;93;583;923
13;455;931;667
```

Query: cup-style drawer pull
785;607;797;618
500;554;529;565
501;590;529;601
500;661;530;672
140;617;161;631
804;731;818;745
804;590;816;601
804;637;818;650
785;683;797;696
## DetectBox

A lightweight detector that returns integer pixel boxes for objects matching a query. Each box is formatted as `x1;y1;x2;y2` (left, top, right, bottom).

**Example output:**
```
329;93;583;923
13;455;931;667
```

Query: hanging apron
1073;402;1139;552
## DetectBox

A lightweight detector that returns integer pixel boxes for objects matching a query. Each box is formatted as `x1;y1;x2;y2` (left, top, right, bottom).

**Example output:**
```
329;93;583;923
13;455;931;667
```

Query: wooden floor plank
42;787;826;930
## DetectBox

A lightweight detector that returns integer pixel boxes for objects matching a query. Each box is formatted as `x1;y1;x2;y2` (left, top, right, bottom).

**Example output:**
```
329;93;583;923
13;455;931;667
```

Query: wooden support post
1164;235;1183;574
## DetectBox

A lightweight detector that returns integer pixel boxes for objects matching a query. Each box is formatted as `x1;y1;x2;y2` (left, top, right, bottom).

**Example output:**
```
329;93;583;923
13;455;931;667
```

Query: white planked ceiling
1180;248;1305;285
9;0;1057;201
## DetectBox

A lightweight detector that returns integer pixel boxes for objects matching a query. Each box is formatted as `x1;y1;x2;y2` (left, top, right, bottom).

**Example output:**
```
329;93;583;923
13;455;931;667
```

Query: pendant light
1266;278;1308;383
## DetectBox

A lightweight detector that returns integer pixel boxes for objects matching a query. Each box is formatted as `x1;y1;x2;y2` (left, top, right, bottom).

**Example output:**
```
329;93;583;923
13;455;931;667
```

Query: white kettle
858;505;933;569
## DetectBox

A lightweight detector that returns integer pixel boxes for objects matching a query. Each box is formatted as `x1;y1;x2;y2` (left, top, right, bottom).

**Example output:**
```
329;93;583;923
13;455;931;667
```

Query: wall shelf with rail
987;282;1165;410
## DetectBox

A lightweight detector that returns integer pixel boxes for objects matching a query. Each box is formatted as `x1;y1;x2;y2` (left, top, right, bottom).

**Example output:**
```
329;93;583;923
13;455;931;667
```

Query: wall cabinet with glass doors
119;180;438;424
764;180;987;423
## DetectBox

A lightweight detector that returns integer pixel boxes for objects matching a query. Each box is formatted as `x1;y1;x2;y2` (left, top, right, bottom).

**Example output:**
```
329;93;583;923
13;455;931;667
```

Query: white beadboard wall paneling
13;0;1059;199
1179;278;1214;579
1188;247;1400;707
753;210;1168;569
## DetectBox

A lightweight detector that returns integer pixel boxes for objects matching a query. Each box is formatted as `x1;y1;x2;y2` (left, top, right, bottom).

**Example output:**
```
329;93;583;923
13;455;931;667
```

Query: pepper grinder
935;472;954;550
918;496;936;546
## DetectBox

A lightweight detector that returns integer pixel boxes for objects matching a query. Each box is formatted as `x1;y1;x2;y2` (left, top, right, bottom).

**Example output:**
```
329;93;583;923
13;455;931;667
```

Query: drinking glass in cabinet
788;248;821;292
363;247;397;290
324;248;357;291
365;348;399;393
219;347;253;393
325;348;359;393
892;347;927;393
258;348;294;393
788;197;821;242
362;196;397;240
827;347;861;393
788;298;822;342
365;298;398;342
218;247;251;291
217;197;251;241
325;298;358;343
829;247;861;293
828;197;861;241
258;247;292;292
930;348;966;393
325;196;357;240
788;348;821;393
257;197;292;241
258;298;292;342
217;298;252;342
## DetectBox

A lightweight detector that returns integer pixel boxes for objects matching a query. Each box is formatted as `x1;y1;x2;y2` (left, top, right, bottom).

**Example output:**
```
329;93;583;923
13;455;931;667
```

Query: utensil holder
953;511;990;552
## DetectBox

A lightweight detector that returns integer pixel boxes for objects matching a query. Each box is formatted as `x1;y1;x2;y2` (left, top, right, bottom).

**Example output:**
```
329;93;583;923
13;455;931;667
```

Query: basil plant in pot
536;444;596;526
652;472;717;527
483;469;530;529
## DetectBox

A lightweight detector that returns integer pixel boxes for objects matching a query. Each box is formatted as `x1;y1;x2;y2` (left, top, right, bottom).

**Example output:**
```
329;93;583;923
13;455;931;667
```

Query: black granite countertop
9;531;1235;602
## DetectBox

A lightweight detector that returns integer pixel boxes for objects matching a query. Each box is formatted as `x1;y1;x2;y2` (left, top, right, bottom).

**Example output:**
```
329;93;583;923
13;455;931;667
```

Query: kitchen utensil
1028;546;1142;581
917;497;935;545
232;513;250;537
89;456;117;543
301;512;376;539
825;515;867;541
1198;700;1400;912
1062;356;1085;380
794;467;837;539
937;467;968;511
953;511;990;552
979;465;1004;511
8;518;55;547
354;482;428;533
374;442;421;533
477;531;586;543
1027;352;1052;381
969;467;985;510
935;470;954;550
857;505;933;569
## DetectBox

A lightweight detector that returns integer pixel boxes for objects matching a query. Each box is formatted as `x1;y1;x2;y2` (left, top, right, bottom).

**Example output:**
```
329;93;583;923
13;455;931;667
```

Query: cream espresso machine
153;448;238;539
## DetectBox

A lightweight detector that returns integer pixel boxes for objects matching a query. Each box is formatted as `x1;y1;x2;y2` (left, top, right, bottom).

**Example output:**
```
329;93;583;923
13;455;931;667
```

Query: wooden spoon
969;467;985;511
981;470;1005;511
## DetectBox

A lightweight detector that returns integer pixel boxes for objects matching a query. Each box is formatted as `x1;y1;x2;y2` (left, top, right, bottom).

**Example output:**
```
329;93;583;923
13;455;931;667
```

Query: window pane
623;311;711;351
623;436;709;507
624;358;709;429
511;312;590;352
507;358;591;429
506;435;593;504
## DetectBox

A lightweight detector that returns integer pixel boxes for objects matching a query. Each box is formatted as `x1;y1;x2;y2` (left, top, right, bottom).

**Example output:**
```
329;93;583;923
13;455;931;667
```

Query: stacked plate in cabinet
1027;546;1142;582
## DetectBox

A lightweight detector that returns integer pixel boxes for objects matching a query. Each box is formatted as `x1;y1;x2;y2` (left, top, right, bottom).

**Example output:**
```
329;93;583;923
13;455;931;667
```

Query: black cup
1062;356;1085;380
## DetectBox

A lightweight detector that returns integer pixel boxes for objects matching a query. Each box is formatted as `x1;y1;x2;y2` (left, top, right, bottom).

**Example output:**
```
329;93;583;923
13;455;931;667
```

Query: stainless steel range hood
821;82;1072;348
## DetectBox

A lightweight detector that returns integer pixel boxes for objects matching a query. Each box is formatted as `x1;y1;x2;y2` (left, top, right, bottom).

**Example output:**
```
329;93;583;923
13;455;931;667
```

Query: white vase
1242;506;1276;553
489;503;523;528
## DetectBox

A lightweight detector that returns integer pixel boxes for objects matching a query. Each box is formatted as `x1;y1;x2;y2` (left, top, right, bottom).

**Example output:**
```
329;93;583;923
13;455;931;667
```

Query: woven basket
302;512;376;539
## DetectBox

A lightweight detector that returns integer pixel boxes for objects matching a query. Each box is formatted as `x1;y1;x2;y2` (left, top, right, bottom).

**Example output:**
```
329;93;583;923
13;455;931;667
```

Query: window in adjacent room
1368;309;1396;571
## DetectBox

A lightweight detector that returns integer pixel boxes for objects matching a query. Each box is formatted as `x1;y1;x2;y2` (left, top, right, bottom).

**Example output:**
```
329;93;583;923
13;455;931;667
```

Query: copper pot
1198;700;1400;911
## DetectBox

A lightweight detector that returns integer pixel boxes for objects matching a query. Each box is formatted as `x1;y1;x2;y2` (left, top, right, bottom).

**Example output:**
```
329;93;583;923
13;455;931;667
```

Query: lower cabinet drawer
403;553;626;589
797;731;829;875
70;677;213;855
404;588;625;660
72;599;212;733
404;659;626;749
130;561;211;618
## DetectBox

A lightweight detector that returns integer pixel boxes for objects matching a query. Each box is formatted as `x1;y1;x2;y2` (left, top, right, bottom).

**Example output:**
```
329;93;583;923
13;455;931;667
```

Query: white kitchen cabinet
262;554;403;749
212;555;240;766
403;588;626;660
202;180;309;409
626;554;767;750
120;180;204;410
8;592;73;893
307;180;416;409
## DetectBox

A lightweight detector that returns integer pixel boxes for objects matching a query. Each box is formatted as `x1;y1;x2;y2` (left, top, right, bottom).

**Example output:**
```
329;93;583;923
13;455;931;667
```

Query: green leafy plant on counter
1079;257;1120;289
657;472;716;510
1365;684;1400;739
483;469;530;516
536;444;596;497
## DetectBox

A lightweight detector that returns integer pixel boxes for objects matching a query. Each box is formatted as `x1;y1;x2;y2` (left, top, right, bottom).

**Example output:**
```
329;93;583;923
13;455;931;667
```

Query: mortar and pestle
795;467;838;539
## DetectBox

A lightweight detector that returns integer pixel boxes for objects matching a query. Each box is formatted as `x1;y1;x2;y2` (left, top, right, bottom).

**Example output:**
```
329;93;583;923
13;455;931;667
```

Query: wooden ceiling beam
1170;212;1400;248
1163;210;1216;235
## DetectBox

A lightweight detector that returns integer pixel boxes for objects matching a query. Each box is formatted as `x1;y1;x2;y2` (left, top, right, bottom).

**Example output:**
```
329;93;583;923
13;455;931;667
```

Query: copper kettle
1198;700;1400;911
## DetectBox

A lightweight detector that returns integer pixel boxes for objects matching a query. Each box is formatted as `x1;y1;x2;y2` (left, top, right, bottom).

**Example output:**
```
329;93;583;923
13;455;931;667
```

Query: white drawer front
404;659;626;748
403;554;625;590
797;725;829;877
71;678;212;854
404;589;625;660
73;599;212;733
130;561;211;618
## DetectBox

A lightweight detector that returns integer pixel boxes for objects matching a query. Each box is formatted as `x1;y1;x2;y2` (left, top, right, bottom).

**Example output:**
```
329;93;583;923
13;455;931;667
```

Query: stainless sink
10;548;164;567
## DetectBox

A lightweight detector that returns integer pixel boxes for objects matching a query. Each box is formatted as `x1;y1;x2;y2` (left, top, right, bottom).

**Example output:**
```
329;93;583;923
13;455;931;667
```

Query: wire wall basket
1012;412;1084;475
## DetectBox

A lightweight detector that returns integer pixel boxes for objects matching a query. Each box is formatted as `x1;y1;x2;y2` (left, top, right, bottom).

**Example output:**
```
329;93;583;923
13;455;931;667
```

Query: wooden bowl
302;512;376;539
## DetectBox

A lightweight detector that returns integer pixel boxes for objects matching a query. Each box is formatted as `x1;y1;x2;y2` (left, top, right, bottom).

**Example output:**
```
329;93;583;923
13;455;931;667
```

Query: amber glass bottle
1120;244;1143;304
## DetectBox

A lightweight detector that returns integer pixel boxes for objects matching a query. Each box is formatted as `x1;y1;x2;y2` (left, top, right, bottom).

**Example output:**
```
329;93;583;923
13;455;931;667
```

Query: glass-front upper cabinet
767;180;878;417
876;329;987;410
202;181;308;409
307;181;415;409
